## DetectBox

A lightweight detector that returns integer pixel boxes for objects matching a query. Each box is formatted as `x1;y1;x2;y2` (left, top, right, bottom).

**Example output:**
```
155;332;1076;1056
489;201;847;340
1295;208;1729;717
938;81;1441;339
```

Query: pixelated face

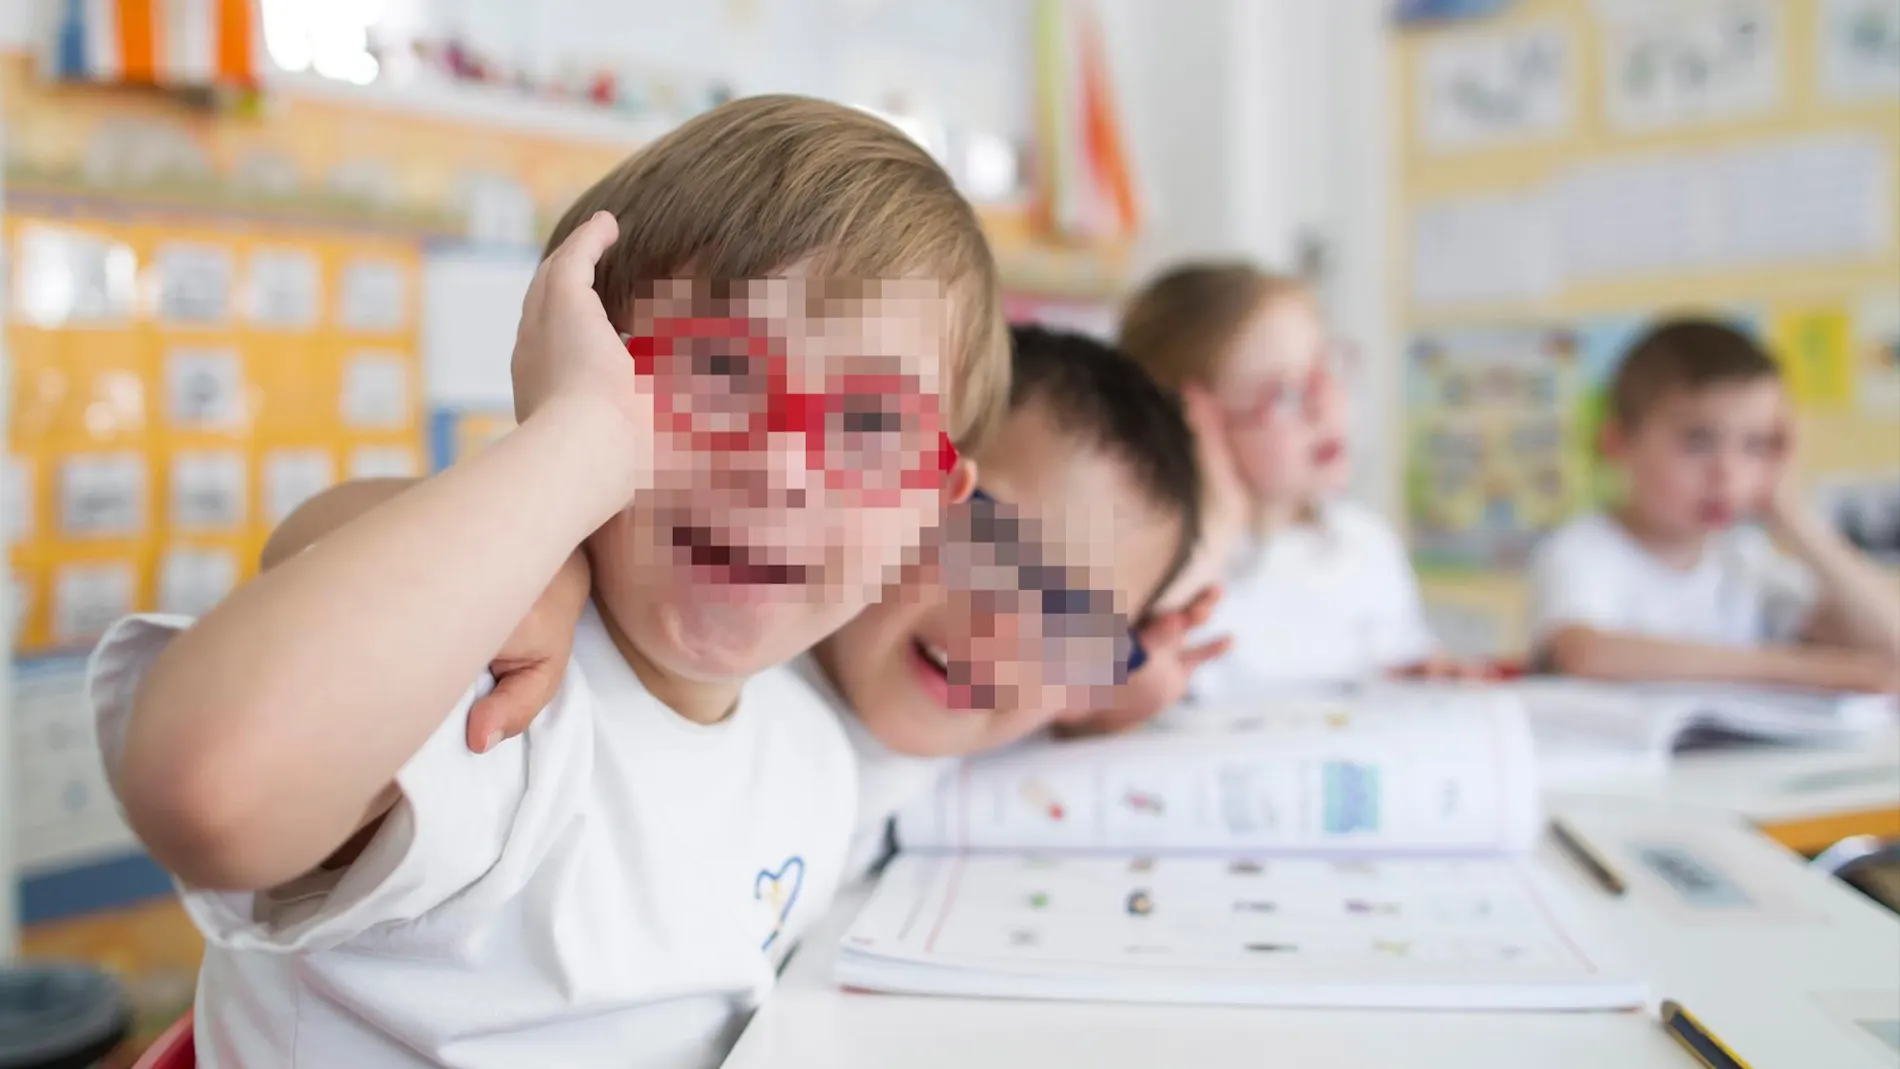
588;271;960;682
1608;378;1788;539
1213;294;1339;507
817;398;1182;758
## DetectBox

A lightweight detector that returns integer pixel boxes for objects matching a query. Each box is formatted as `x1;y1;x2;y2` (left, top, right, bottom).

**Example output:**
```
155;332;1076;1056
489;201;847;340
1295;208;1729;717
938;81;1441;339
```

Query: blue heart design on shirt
754;856;806;952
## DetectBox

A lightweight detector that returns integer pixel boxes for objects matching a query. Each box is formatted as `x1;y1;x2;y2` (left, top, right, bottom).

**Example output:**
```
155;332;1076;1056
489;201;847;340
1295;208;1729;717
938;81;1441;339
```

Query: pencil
1660;999;1754;1069
1549;819;1627;897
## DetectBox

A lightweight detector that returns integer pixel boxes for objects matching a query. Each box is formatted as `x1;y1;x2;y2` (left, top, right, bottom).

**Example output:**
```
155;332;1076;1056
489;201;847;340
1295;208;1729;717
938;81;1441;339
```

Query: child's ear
945;459;978;505
1598;417;1629;462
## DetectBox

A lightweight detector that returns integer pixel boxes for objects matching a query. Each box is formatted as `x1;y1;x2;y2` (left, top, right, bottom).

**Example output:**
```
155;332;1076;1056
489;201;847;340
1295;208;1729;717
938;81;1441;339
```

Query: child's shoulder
1322;498;1404;547
1535;511;1630;564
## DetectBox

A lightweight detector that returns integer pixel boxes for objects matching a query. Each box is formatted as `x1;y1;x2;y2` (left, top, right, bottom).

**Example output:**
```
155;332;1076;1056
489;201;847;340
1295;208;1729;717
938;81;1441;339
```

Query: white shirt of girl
1189;499;1434;700
88;603;855;1069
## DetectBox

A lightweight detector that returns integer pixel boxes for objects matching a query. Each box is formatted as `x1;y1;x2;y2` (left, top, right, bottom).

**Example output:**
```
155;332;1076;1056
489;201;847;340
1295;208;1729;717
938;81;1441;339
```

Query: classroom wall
1390;0;1900;654
1096;0;1399;510
395;0;1035;140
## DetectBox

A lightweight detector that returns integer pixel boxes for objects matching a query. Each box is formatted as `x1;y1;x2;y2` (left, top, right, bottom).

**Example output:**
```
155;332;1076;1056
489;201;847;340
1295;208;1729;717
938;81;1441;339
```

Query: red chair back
130;1012;195;1069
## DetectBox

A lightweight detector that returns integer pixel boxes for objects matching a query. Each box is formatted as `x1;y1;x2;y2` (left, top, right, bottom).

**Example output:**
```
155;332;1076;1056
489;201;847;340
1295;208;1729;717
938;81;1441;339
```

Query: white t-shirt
88;605;855;1069
1190;500;1435;701
1527;512;1819;654
785;654;951;882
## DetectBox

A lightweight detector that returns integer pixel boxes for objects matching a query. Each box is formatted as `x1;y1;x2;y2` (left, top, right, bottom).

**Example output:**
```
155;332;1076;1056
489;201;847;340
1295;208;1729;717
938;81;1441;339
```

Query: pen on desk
1549;819;1627;897
1660;999;1755;1069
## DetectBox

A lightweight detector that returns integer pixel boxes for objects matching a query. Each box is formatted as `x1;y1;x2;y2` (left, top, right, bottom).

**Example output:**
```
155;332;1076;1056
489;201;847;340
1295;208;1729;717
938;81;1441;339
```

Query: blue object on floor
0;965;129;1069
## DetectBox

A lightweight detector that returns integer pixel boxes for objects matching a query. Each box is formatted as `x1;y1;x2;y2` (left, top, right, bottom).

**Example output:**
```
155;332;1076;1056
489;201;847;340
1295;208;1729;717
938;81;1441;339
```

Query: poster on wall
1597;0;1781;131
1404;326;1588;571
1417;19;1573;151
1820;0;1900;101
1855;295;1900;418
1770;305;1856;412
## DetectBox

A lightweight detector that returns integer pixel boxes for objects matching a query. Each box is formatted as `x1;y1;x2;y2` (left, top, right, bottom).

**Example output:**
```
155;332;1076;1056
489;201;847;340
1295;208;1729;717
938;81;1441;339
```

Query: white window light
854;105;947;162
260;0;395;86
962;131;1019;201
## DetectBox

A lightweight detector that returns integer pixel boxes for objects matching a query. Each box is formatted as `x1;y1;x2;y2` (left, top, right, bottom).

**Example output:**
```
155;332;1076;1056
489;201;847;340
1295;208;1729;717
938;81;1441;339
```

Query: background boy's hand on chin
510;210;657;498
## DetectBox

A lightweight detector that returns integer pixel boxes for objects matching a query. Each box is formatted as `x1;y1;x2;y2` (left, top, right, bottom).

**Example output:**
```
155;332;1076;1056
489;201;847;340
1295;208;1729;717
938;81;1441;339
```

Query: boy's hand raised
1055;585;1232;739
511;211;655;497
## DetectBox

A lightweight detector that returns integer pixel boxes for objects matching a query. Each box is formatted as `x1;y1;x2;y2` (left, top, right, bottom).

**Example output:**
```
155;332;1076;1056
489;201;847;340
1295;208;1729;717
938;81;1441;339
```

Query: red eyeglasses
625;316;957;493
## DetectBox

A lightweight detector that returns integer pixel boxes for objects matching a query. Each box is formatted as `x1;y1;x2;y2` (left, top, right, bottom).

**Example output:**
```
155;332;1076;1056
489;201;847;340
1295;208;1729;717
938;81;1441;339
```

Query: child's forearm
1776;506;1900;655
1546;626;1896;691
119;398;636;889
259;477;419;568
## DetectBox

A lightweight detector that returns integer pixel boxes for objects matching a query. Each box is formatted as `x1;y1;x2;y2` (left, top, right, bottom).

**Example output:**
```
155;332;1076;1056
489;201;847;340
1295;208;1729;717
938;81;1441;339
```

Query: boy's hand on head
466;548;592;753
1055;586;1232;739
511;210;655;496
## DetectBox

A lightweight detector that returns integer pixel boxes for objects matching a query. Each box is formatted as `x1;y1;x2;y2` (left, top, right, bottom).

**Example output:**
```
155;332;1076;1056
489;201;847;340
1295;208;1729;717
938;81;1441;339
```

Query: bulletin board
1392;0;1900;652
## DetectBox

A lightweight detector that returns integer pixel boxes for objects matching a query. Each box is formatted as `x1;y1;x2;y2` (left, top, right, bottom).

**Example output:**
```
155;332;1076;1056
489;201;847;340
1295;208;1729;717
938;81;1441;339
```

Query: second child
1118;262;1465;700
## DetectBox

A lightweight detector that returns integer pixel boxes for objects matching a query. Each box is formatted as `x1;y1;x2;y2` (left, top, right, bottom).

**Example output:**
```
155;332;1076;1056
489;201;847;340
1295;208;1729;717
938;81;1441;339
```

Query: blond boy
90;97;1006;1068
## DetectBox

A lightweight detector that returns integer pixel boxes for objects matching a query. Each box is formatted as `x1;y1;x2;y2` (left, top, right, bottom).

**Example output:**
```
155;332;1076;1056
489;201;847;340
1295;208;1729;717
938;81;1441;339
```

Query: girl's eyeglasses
1221;339;1358;429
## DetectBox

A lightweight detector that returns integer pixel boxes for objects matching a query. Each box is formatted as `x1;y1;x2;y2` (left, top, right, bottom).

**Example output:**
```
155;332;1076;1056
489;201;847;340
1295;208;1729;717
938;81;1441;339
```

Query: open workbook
1512;679;1899;755
837;690;1647;1011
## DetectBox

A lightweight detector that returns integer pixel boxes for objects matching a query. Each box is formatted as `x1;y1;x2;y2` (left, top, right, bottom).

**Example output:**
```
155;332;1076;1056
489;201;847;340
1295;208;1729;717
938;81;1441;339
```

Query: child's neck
1250;496;1320;539
594;594;743;725
1611;503;1707;570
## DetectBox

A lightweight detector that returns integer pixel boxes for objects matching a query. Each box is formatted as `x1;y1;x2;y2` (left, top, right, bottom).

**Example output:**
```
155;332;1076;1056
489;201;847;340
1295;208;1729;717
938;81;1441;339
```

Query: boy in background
89;96;1008;1069
1530;318;1900;691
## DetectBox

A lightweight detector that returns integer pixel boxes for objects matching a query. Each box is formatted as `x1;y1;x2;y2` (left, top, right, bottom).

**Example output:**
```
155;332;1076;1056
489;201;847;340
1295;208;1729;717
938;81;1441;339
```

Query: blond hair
1117;262;1310;392
546;94;1007;449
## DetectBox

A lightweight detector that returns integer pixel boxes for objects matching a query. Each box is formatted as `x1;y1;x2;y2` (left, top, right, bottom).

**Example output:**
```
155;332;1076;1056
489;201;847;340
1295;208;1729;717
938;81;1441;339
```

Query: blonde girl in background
1117;262;1478;703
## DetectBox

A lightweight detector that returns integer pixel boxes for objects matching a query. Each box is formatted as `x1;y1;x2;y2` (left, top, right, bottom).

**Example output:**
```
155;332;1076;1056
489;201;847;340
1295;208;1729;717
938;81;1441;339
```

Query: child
1117;261;1458;701
88;96;1009;1069
811;325;1203;874
1529;318;1900;691
298;326;1208;882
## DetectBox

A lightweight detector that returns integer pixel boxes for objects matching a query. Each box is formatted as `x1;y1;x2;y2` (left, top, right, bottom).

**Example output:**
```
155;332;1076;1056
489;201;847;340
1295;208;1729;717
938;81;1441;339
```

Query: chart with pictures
855;854;1612;986
1403;326;1590;571
5;214;426;657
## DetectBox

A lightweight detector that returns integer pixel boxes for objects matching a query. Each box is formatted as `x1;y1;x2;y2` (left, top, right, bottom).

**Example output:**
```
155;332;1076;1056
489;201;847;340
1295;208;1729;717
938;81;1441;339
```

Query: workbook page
895;689;1541;856
838;852;1644;1011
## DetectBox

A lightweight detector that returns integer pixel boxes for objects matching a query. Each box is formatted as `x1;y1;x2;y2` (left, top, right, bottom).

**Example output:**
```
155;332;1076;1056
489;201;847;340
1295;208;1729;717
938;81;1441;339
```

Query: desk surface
723;795;1900;1069
1567;733;1900;852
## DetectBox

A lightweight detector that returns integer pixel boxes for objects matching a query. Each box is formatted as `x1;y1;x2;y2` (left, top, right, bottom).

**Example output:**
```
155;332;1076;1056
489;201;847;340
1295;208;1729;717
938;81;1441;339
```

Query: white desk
723;796;1900;1069
1562;733;1900;853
